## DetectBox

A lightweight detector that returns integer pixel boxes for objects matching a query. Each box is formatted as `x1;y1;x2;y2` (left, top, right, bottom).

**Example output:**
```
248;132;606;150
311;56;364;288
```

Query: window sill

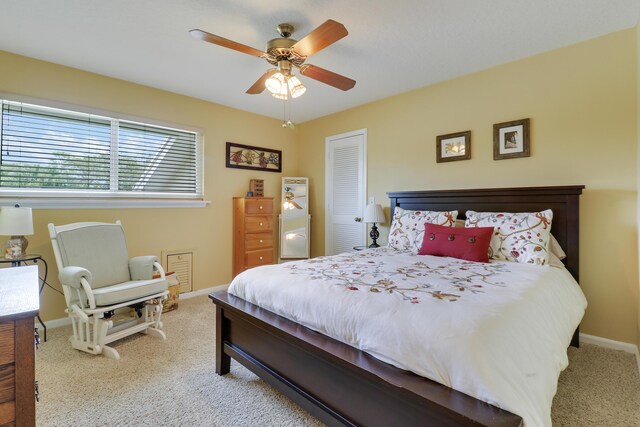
0;198;210;209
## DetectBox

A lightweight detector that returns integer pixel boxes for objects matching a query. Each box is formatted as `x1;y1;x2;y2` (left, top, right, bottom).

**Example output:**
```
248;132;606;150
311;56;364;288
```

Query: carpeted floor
36;296;640;426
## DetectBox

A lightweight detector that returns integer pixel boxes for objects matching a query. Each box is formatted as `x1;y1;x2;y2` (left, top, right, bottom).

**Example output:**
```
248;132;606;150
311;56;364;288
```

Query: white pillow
465;209;554;265
388;207;457;253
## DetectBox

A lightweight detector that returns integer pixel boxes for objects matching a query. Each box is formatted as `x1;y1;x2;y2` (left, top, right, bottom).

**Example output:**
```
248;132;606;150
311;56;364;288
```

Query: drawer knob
259;256;263;260
260;222;263;226
259;205;263;209
259;240;263;243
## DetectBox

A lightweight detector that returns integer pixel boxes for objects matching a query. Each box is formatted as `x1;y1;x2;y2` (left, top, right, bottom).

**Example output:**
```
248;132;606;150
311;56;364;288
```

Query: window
0;100;202;200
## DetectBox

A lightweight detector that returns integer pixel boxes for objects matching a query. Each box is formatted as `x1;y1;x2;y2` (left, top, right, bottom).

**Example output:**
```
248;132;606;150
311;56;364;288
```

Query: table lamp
364;203;385;248
0;204;34;257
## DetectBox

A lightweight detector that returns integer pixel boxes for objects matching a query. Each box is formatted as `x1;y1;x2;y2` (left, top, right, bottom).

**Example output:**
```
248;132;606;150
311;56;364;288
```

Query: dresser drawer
0;365;15;404
245;199;273;215
245;249;273;267
245;216;273;233
0;324;14;366
245;234;273;251
0;400;15;426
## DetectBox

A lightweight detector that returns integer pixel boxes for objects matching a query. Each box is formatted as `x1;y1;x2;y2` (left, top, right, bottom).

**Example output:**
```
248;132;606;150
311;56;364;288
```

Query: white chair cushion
92;278;168;307
56;224;131;289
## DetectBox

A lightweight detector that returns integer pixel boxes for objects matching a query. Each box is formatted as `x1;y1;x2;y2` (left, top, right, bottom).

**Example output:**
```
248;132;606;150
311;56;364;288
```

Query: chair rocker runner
49;221;169;360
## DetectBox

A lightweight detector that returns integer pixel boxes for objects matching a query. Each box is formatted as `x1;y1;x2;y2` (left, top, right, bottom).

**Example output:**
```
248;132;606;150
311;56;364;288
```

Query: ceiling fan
283;187;305;210
189;20;356;99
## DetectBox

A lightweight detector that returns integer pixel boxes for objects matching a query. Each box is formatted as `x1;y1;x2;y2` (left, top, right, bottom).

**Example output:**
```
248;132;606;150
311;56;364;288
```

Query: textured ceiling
1;0;639;123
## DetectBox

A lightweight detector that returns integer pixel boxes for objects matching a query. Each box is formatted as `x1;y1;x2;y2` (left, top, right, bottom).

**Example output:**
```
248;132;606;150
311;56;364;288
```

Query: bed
210;185;585;426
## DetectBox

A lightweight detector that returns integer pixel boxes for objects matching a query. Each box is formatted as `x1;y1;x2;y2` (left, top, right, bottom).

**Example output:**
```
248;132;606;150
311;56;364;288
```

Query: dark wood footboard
211;291;523;427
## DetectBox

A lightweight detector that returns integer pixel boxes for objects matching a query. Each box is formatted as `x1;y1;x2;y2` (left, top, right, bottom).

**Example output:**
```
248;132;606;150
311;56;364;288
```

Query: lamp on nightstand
364;203;385;248
0;204;34;258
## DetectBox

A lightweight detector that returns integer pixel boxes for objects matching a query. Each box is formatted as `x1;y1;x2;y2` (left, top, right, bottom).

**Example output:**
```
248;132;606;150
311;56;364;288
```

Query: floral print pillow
465;209;554;265
388;207;457;253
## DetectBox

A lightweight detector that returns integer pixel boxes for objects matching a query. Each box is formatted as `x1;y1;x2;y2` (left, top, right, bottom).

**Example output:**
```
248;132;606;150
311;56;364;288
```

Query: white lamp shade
364;203;385;224
0;206;34;236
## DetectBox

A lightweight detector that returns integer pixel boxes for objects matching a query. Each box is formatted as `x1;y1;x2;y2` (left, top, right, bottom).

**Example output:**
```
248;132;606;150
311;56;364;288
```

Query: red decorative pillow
418;223;494;262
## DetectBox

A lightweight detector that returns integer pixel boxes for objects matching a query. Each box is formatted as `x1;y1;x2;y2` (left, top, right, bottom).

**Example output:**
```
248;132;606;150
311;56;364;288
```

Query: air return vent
162;250;193;293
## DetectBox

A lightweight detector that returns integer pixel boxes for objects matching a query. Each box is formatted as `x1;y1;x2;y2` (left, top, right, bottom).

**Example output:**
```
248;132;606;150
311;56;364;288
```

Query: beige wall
0;51;299;322
637;24;640;348
298;29;639;345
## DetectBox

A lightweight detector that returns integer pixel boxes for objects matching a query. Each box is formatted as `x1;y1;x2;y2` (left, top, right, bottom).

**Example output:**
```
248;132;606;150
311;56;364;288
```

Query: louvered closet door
325;129;366;255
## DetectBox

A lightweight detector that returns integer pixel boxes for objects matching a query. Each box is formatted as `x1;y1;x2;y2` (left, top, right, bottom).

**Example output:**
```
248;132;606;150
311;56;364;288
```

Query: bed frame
210;185;584;427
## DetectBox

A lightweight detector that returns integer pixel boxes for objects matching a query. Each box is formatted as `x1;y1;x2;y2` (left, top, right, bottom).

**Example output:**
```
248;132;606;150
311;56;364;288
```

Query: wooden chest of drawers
0;266;39;427
233;197;275;277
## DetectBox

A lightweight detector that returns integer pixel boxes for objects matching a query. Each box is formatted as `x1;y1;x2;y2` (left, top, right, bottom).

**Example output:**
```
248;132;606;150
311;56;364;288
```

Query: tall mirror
280;177;310;259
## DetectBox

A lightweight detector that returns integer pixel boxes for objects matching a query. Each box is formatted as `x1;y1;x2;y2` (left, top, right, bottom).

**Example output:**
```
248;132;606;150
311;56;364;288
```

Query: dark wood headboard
387;186;584;282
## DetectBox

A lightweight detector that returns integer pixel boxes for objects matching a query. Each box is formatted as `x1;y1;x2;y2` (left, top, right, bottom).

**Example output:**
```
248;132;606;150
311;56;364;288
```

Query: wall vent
161;250;193;293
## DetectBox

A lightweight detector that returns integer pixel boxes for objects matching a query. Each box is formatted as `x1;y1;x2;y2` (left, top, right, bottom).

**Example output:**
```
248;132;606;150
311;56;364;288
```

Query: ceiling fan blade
299;65;356;91
291;19;348;58
292;200;303;210
190;29;266;58
246;70;276;94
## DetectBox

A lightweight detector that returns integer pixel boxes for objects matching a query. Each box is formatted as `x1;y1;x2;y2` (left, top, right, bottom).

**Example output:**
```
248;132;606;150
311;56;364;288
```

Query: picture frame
436;130;471;163
226;142;282;173
493;118;530;160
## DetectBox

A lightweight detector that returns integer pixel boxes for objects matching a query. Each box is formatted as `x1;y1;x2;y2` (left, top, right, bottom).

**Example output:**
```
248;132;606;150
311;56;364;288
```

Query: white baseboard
37;316;71;330
580;333;640;374
37;283;230;331
179;283;229;300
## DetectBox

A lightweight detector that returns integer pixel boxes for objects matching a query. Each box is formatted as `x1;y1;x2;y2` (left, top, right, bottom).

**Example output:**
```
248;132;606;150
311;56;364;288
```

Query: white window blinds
0;100;201;198
118;121;197;194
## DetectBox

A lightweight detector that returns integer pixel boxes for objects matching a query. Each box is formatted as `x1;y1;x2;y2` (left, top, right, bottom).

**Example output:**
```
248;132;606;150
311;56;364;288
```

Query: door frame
324;128;367;255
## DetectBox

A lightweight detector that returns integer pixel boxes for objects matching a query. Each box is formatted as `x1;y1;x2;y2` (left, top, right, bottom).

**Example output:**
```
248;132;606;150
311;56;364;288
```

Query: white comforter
228;248;587;426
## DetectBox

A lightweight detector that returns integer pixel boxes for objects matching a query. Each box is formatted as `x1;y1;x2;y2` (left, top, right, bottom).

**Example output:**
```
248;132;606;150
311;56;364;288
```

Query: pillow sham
465;209;554;265
388;207;457;253
550;234;566;260
548;252;565;268
418;223;494;262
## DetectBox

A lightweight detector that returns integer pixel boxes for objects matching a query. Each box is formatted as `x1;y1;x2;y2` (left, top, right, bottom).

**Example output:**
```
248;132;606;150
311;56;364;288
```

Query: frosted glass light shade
271;82;288;100
265;72;285;94
364;203;385;224
287;75;306;98
0;206;34;236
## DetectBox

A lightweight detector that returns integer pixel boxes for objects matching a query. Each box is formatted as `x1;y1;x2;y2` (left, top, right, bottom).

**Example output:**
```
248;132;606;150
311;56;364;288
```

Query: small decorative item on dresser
250;179;265;197
493;118;530;160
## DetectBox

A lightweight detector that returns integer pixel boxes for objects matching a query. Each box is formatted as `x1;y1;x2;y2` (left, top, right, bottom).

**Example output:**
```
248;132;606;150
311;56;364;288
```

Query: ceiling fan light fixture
265;72;285;94
287;75;306;98
272;80;289;99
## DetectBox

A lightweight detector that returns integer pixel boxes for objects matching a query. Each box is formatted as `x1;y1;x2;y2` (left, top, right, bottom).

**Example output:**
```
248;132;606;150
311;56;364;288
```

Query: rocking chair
48;221;168;360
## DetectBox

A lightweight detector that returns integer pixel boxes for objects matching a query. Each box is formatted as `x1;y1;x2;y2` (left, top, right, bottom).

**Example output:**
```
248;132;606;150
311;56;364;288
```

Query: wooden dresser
233;197;275;277
0;265;39;427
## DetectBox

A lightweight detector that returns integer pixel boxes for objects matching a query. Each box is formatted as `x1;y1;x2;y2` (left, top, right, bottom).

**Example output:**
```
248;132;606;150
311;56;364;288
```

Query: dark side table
0;254;48;341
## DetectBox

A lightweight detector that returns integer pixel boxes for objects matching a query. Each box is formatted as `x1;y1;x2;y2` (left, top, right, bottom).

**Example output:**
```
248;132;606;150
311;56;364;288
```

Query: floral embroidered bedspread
228;248;587;427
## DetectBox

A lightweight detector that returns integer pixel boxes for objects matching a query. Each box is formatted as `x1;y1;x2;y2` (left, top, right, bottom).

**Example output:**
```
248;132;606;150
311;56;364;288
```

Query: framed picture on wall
493;118;530;160
226;142;282;172
436;131;471;163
